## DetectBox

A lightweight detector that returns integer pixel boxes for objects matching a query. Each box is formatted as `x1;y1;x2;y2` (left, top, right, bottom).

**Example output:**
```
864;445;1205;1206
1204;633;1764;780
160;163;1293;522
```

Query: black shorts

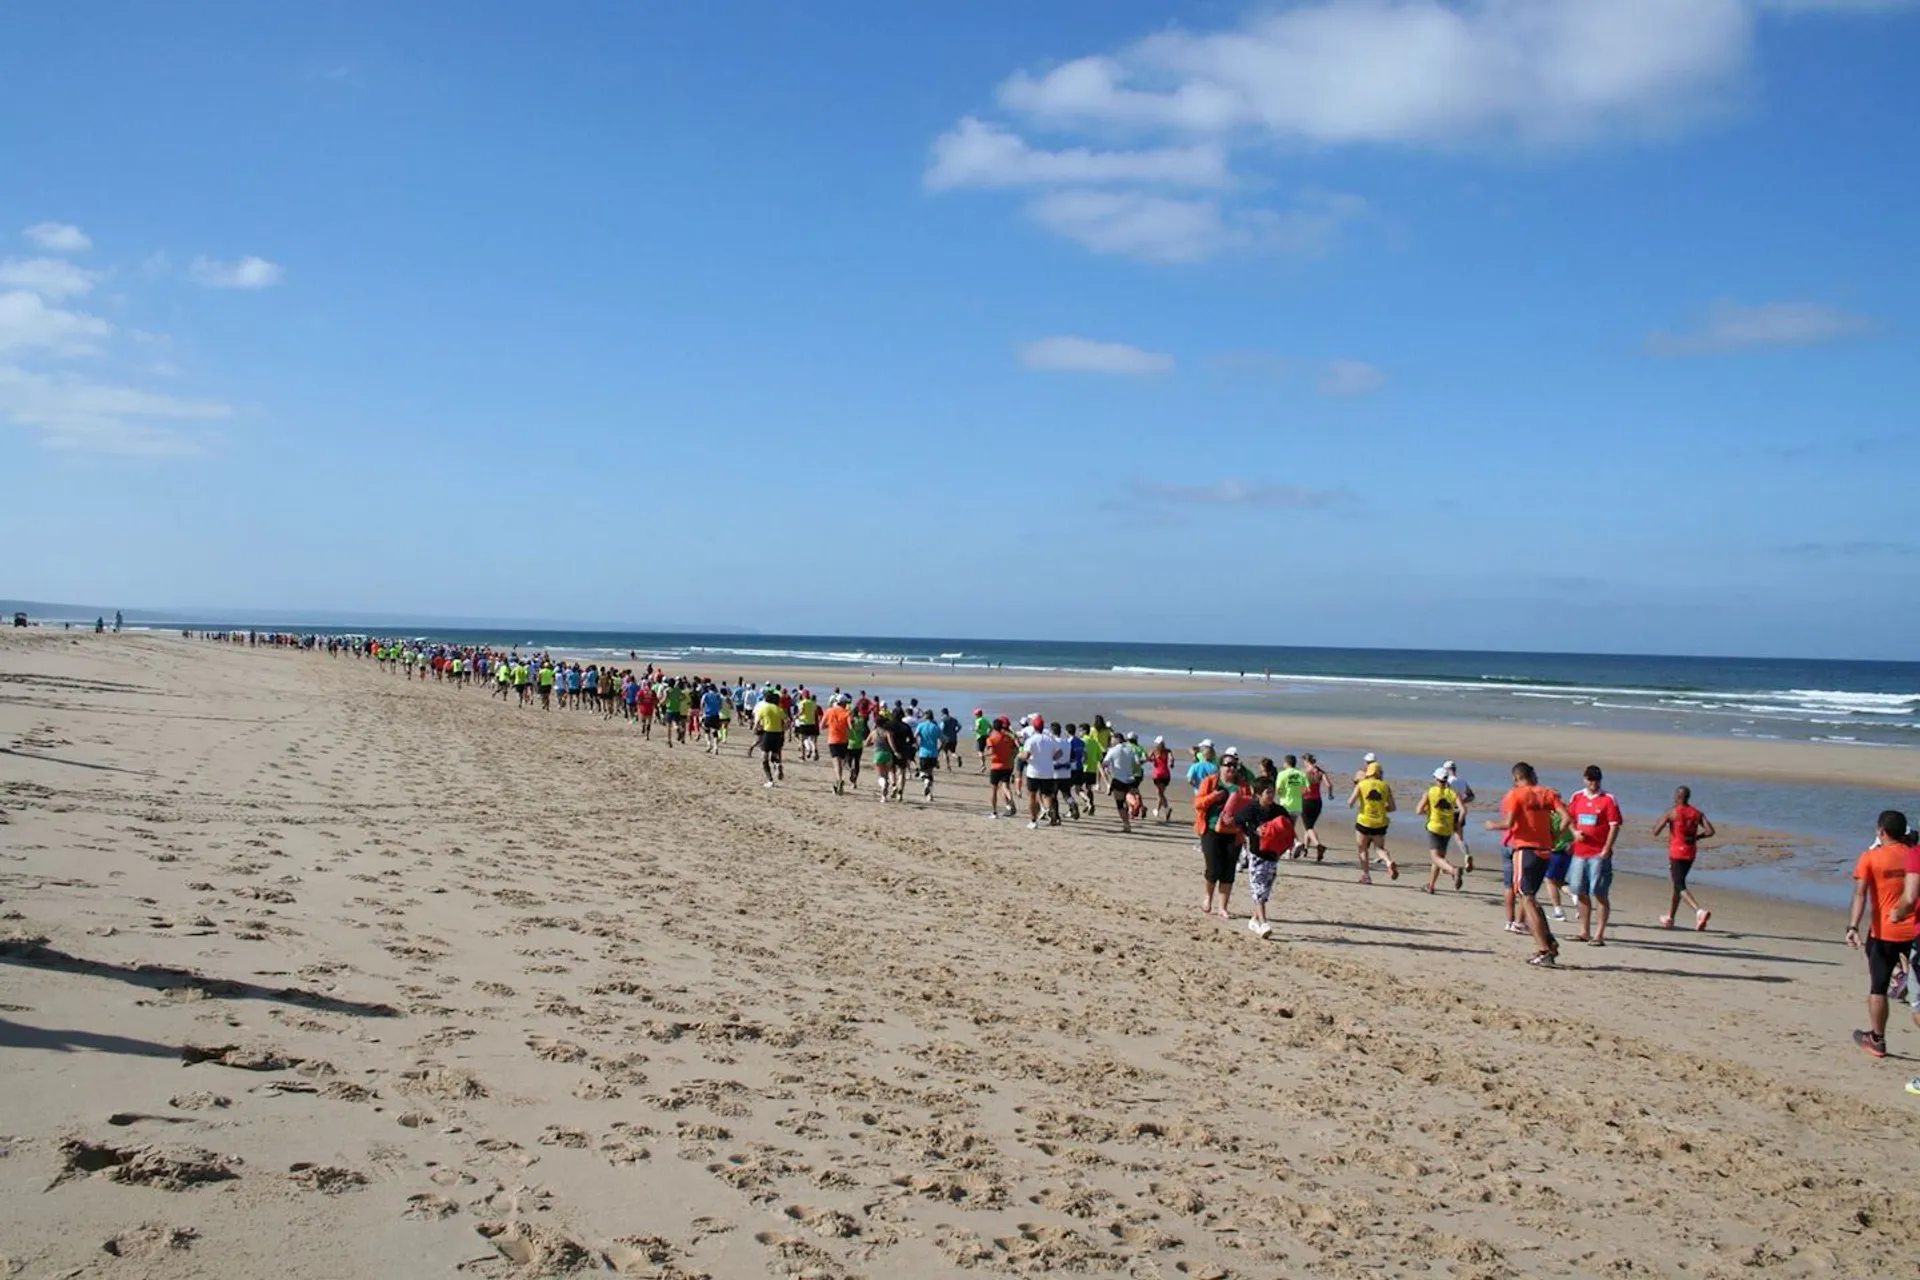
758;732;784;756
1301;799;1323;830
942;738;960;754
1071;770;1091;788
829;742;849;760
1427;831;1453;853
1669;857;1694;891
917;755;939;774
1026;776;1054;796
1867;936;1913;998
1515;848;1550;898
1201;832;1240;883
1355;822;1388;838
1110;779;1138;796
797;723;819;737
665;712;684;723
990;768;1013;786
702;716;723;730
976;736;990;753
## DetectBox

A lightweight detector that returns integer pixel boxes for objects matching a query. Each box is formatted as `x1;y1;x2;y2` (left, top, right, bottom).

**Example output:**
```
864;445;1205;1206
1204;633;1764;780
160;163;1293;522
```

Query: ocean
312;629;1920;750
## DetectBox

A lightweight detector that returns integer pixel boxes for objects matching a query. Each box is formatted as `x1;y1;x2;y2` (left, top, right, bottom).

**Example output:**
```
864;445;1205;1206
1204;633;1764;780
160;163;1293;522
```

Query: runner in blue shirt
914;712;943;801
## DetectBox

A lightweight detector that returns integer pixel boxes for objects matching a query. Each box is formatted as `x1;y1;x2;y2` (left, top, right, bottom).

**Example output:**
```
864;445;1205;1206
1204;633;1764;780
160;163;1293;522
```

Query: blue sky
2;0;1916;657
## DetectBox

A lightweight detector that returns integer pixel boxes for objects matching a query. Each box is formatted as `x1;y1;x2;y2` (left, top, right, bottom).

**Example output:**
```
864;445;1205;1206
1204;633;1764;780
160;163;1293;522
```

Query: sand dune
2;632;1916;1279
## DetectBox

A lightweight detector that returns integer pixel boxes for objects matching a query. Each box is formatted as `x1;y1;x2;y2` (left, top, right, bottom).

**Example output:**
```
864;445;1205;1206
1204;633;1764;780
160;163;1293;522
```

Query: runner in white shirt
1022;719;1064;829
1103;739;1142;833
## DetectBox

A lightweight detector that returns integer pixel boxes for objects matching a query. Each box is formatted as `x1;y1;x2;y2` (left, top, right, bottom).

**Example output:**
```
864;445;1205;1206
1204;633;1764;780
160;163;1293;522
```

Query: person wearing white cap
1442;760;1476;873
1347;759;1399;884
1186;741;1219;795
1417;767;1467;893
1353;750;1379;784
1146;736;1175;821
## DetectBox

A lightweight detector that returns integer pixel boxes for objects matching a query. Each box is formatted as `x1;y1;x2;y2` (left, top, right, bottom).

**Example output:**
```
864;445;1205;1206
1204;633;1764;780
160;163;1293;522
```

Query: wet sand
2;631;1918;1279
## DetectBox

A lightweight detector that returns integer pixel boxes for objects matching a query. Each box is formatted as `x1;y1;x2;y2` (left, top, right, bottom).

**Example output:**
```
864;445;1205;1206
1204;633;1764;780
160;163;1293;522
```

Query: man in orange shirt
1485;762;1574;967
1845;810;1919;1059
821;695;854;795
984;718;1020;819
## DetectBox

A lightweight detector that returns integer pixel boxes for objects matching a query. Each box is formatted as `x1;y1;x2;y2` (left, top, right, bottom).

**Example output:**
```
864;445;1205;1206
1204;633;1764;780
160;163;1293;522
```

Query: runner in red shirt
1651;786;1716;931
1565;765;1623;946
1486;762;1574;966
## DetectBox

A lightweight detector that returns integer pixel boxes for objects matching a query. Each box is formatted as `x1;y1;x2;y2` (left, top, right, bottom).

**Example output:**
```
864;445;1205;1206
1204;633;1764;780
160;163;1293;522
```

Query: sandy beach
4;631;1918;1279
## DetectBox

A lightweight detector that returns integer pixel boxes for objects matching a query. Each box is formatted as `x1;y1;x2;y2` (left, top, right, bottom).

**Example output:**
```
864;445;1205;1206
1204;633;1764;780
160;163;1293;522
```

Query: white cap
1223;746;1240;758
1363;752;1377;762
1443;760;1456;770
1199;738;1213;748
1433;767;1449;780
1153;735;1165;744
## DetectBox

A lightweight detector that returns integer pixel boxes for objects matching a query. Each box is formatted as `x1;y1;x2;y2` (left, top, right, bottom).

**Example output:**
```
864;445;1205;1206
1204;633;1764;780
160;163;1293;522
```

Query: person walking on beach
1417;767;1465;893
1487;763;1571;966
1348;760;1398;884
1237;779;1294;938
1193;749;1250;920
1845;811;1918;1059
1652;786;1716;930
1566;766;1623;946
1301;754;1332;861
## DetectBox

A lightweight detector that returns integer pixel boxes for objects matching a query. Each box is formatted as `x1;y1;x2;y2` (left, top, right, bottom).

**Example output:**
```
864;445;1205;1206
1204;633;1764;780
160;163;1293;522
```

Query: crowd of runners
252;636;1920;1084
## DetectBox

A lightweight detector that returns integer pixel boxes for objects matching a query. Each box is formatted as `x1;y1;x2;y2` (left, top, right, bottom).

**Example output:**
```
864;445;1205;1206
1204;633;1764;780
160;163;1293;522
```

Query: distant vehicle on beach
12;611;26;628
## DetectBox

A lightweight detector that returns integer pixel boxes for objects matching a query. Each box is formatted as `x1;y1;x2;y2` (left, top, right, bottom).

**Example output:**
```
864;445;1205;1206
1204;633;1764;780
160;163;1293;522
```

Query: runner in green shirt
1274;755;1310;858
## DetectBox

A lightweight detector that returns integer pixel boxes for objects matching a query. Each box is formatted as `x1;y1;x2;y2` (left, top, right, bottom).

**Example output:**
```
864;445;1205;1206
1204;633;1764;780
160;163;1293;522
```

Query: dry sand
3;631;1918;1280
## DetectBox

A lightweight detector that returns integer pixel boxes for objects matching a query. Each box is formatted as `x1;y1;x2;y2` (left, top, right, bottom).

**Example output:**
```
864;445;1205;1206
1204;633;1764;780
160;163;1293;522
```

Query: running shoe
1695;910;1712;932
1658;915;1674;928
1528;952;1556;967
1906;1078;1920;1096
1550;907;1566;922
1504;921;1527;934
1854;1030;1889;1059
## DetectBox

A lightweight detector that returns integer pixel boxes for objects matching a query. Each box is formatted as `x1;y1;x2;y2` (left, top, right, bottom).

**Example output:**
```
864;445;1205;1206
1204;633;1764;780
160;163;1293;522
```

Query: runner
1543;806;1576;922
871;709;897;803
753;685;788;787
822;693;854;794
939;708;964;772
1845;811;1918;1059
795;690;821;761
1192;748;1249;920
1566;765;1623;946
699;682;727;753
972;708;992;770
1486;763;1572;966
985;717;1019;818
914;710;942;800
844;698;868;792
635;678;656;738
1652;786;1716;930
1347;760;1398;885
1416;767;1465;893
1300;754;1332;861
1274;755;1309;859
1102;730;1141;833
1022;717;1063;829
1442;761;1475;872
1146;736;1174;822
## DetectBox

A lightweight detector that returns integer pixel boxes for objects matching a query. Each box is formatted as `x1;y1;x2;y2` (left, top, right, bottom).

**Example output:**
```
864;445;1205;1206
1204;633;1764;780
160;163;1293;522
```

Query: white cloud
0;364;231;456
1318;359;1387;396
23;222;92;253
925;117;1232;190
998;0;1757;148
189;255;285;289
1028;191;1240;263
1019;335;1174;375
1646;301;1873;355
1130;478;1351;508
0;290;112;357
1026;187;1368;263
0;257;101;300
